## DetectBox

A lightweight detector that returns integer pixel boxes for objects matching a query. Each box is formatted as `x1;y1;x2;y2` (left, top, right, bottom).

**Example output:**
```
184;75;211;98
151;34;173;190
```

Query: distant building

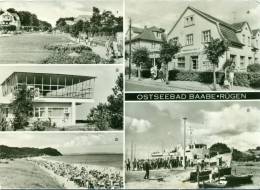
125;26;165;66
0;72;96;127
0;10;21;30
167;6;260;72
75;15;91;22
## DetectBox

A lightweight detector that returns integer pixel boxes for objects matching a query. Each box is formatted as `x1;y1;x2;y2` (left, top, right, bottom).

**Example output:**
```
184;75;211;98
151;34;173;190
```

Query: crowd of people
126;157;192;171
31;159;123;189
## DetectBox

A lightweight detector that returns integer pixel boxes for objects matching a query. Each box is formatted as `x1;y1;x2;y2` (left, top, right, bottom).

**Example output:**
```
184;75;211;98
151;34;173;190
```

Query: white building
167;6;260;72
0;10;21;30
125;26;165;66
0;72;96;127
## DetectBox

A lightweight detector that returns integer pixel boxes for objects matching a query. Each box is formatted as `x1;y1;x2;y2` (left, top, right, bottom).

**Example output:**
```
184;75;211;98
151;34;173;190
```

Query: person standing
144;159;150;179
126;159;131;171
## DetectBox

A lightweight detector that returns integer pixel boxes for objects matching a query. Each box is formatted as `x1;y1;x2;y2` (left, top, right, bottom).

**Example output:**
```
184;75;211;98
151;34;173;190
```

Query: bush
233;72;250;87
0;25;16;31
31;119;54;131
168;69;180;80
248;72;260;87
247;63;260;73
141;69;151;78
44;44;92;53
169;69;225;84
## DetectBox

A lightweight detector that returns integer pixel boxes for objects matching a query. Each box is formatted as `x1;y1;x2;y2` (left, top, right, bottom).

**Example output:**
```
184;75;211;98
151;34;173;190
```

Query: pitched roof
252;29;260;37
231;22;247;31
132;26;144;34
185;6;244;47
131;27;163;43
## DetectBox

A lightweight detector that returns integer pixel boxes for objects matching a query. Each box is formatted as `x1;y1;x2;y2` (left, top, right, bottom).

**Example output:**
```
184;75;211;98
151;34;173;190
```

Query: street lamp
183;117;187;170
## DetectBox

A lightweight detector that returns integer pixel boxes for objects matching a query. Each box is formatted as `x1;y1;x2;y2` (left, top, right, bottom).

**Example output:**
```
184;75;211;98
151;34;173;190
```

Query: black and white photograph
0;0;123;64
0;65;123;131
125;101;260;188
0;132;123;189
125;0;260;91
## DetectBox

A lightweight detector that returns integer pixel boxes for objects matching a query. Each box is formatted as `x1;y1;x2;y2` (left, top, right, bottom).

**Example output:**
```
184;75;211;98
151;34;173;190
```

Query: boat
225;174;253;185
199;180;228;188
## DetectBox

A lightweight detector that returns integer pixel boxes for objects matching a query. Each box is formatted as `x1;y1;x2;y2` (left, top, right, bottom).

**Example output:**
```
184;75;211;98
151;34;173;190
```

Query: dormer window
184;15;194;27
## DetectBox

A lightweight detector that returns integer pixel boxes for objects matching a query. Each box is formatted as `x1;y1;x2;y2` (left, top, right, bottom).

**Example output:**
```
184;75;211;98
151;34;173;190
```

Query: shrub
247;63;260;73
141;69;151;78
44;44;92;53
248;72;260;87
168;69;180;80
233;72;250;87
31;119;53;131
168;69;225;84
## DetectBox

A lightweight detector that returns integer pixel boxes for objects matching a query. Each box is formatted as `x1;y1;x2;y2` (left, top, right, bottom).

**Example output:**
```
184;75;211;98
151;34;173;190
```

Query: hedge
169;69;260;88
169;69;225;84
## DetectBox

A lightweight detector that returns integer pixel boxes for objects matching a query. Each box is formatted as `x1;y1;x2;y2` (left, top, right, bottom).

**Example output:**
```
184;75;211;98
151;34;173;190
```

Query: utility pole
129;18;132;80
183;117;187;170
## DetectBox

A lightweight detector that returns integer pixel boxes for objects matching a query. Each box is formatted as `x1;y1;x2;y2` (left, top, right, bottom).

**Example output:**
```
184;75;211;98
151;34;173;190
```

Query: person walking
144;159;150;179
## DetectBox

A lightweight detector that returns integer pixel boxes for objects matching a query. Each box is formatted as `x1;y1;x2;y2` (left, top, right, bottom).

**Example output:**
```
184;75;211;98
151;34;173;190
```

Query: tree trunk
165;62;169;84
213;64;217;91
138;65;141;81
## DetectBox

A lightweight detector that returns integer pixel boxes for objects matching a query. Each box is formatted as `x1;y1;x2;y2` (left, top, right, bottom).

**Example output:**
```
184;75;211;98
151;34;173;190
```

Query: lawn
0;33;73;64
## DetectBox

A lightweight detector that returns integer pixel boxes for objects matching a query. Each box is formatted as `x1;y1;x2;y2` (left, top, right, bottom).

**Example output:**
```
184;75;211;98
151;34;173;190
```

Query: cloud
126;116;152;133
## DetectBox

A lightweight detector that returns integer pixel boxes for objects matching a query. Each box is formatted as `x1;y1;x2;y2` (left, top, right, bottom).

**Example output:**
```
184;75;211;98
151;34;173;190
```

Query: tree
86;73;123;130
87;103;109;130
160;40;180;84
132;47;150;80
106;73;123;130
205;38;228;90
247;63;260;73
209;142;231;157
11;84;34;131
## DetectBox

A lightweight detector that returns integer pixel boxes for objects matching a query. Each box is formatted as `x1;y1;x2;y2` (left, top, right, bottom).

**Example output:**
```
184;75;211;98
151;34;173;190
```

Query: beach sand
126;169;198;189
0;158;63;189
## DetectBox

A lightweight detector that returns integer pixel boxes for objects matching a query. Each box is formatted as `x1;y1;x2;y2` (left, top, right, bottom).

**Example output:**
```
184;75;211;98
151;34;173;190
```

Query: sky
0;0;123;26
0;132;123;154
0;65;122;120
126;101;260;159
125;0;260;33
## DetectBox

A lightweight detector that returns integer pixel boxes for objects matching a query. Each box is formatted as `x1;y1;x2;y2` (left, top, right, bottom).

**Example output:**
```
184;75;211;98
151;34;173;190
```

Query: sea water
44;154;123;170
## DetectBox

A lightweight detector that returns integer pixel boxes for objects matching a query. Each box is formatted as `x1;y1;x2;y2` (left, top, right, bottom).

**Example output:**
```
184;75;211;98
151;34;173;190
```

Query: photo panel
125;0;260;92
0;65;123;131
125;101;260;189
0;132;123;189
0;0;123;64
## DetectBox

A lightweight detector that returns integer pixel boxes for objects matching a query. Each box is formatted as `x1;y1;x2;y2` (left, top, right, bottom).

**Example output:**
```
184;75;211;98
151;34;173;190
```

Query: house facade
125;26;165;66
167;6;260;72
0;72;96;127
0;10;21;30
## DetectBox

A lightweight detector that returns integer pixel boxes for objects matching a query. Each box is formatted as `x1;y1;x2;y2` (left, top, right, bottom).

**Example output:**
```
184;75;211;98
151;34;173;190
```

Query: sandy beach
126;168;198;189
0;158;62;189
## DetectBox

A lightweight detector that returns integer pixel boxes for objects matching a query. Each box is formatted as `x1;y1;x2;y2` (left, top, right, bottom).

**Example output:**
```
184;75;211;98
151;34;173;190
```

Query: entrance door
191;56;198;70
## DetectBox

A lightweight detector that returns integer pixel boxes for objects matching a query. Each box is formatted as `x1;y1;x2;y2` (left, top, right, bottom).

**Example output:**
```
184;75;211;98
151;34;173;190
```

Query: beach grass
0;159;63;189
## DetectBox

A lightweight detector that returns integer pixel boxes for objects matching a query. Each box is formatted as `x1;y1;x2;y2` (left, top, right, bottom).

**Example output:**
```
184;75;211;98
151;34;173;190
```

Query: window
172;37;178;45
177;57;185;68
191;56;198;70
184;15;194;27
242;34;245;44
240;56;245;66
248;57;252;65
248;37;251;47
202;30;211;43
151;42;156;49
186;34;193;45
